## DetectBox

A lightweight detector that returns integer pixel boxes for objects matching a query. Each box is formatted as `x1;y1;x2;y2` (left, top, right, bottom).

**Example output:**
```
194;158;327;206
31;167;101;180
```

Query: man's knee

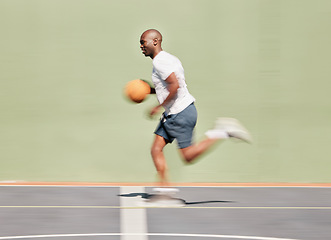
151;136;167;157
180;147;195;164
151;146;161;158
151;142;165;158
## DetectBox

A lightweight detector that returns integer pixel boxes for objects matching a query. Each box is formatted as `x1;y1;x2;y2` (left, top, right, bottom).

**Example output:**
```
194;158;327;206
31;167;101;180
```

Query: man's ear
153;38;158;46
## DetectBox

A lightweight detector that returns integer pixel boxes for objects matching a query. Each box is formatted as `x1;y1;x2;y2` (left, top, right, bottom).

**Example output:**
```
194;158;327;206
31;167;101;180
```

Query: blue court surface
0;185;331;240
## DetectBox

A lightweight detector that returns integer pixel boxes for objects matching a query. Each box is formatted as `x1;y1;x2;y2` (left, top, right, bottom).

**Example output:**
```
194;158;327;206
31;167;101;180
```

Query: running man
140;29;251;186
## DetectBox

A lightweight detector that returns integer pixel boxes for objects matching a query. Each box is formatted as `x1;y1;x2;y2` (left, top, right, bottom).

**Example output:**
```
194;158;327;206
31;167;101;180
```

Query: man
140;29;251;186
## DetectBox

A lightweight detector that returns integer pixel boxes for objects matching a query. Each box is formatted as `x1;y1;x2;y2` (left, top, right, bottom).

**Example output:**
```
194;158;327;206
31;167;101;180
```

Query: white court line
0;233;300;240
120;186;148;240
1;206;331;210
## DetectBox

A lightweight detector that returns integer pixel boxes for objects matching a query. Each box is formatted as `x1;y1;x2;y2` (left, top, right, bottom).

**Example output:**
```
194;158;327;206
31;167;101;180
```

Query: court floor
0;184;331;240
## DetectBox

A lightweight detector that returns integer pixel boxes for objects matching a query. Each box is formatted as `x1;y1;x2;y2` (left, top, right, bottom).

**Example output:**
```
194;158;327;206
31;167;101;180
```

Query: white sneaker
206;118;252;143
205;129;229;140
217;118;252;143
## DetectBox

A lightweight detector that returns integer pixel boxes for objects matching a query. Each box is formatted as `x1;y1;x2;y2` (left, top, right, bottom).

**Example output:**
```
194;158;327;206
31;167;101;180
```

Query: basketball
124;79;151;103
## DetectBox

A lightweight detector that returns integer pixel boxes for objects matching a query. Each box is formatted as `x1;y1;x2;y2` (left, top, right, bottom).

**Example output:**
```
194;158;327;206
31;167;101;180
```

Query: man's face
140;34;154;57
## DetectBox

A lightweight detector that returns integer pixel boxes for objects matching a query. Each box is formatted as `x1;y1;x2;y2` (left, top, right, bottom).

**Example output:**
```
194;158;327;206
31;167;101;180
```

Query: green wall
1;0;331;183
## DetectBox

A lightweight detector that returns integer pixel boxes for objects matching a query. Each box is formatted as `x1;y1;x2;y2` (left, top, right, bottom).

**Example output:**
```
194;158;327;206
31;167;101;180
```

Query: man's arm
161;72;179;106
149;72;179;116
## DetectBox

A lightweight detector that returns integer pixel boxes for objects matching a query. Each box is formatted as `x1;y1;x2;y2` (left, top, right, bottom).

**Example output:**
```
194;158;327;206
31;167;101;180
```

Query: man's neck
151;48;163;59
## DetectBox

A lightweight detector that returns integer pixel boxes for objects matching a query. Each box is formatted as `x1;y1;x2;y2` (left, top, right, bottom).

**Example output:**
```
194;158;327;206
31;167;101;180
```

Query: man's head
140;29;163;59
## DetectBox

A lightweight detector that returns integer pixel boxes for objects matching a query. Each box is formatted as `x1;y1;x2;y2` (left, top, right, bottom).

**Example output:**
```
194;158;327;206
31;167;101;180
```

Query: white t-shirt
152;51;195;115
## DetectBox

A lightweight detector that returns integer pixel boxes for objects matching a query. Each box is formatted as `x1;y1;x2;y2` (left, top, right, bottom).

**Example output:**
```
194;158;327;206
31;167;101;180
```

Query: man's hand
140;79;156;94
149;105;162;117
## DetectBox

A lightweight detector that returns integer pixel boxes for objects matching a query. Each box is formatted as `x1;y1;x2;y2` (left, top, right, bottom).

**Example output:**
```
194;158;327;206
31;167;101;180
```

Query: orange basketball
124;79;151;103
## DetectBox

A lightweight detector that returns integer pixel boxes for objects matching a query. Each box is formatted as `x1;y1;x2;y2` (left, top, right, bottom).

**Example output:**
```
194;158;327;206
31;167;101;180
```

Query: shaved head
140;29;163;59
141;29;163;43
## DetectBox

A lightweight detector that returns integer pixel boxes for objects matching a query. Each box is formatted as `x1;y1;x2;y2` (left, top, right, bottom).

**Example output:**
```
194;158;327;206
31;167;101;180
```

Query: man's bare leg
179;137;224;164
151;135;169;186
180;117;252;164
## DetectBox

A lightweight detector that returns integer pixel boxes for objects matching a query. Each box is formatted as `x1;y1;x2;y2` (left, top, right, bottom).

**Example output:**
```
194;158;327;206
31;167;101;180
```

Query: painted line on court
120;186;148;240
0;233;300;240
0;205;330;210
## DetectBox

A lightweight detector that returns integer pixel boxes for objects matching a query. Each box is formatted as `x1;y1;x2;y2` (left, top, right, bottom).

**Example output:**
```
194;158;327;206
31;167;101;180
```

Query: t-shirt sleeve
154;57;176;81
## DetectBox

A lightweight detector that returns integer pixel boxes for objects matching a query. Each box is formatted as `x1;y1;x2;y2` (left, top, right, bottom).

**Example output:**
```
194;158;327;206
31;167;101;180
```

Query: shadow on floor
118;192;234;205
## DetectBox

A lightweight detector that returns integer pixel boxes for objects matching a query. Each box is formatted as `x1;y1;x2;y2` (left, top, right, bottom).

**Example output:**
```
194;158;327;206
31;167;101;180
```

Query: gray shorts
154;103;197;149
